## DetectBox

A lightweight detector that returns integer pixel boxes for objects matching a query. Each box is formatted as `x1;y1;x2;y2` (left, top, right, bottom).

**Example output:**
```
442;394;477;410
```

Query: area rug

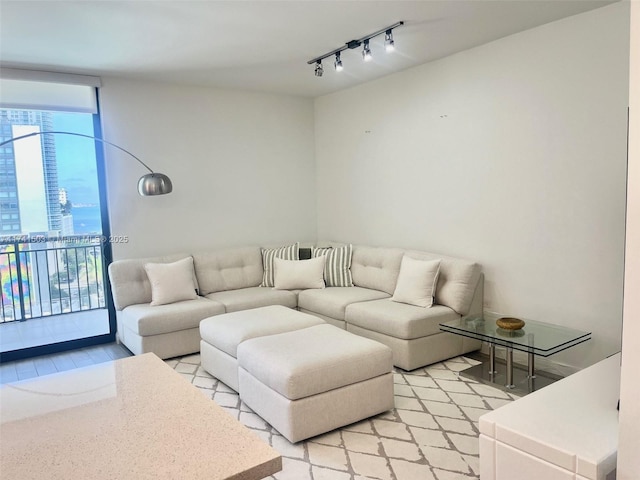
166;354;517;480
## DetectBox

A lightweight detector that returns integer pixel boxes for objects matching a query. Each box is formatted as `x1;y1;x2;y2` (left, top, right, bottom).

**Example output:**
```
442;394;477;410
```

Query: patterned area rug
166;354;517;480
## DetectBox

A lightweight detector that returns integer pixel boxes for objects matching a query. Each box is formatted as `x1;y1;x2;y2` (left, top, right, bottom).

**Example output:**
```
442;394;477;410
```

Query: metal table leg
528;351;536;379
505;347;515;389
489;343;497;376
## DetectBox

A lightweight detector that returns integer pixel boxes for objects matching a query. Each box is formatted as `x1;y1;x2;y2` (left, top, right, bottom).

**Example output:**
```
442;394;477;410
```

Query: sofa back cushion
193;247;263;295
108;253;193;311
404;250;481;315
351;245;404;295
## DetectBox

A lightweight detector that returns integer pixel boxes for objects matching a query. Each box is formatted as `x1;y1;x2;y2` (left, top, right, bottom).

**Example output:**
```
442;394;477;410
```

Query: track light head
362;39;372;62
334;53;343;72
315;60;324;77
385;30;395;52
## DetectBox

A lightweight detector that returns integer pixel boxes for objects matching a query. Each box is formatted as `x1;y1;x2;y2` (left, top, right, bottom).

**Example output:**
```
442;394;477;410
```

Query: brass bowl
496;328;525;338
496;317;525;330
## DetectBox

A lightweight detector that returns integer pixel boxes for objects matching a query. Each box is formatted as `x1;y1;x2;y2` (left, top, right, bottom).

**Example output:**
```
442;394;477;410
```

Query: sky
52;112;101;206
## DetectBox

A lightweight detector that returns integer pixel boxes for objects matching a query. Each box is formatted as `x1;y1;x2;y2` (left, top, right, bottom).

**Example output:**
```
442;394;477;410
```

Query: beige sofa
108;243;482;370
299;245;483;370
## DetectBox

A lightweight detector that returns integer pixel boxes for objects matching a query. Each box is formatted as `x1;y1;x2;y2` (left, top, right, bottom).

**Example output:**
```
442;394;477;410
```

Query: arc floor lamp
0;130;172;196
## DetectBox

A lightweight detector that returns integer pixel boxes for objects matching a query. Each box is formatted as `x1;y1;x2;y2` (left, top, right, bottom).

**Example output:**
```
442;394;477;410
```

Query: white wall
617;1;640;477
98;78;317;259
315;3;629;370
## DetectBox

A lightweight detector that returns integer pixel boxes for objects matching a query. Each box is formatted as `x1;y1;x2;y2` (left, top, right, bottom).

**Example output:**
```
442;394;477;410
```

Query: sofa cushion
351;246;404;295
200;305;325;357
108;253;195;310
260;243;299;287
298;286;389;321
404;250;481;315
392;256;441;308
121;297;225;336
237;324;393;400
205;286;297;312
346;298;460;340
192;247;263;295
144;256;199;306
312;244;354;287
274;257;325;290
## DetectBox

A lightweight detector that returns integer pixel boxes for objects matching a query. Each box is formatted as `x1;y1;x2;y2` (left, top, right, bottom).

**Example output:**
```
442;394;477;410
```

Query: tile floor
0;309;110;353
0;342;130;383
1;344;518;479
168;353;519;480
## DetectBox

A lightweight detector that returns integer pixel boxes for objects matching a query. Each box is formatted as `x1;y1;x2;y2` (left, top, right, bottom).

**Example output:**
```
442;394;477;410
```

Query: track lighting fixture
362;40;372;62
384;30;395;52
334;52;343;72
307;21;404;76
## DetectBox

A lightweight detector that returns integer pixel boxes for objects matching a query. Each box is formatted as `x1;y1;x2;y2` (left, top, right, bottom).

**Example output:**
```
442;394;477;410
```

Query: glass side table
440;317;591;394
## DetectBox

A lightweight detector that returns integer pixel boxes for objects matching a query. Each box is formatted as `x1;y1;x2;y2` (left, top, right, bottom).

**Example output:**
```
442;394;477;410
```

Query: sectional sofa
108;243;483;370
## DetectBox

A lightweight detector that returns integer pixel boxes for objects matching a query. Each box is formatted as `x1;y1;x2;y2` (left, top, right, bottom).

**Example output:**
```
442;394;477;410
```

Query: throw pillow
261;243;299;287
391;256;441;308
144;257;199;306
273;257;325;290
312;244;354;287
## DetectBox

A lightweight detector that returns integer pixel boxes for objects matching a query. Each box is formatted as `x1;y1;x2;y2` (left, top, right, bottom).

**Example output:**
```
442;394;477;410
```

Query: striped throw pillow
261;243;299;287
312;244;354;287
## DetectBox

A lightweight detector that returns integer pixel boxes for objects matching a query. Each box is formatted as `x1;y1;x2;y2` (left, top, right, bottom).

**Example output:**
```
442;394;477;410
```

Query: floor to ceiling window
0;72;115;362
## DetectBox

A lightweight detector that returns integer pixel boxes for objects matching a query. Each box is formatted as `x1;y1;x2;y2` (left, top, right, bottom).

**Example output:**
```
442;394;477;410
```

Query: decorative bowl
496;317;525;330
496;328;525;338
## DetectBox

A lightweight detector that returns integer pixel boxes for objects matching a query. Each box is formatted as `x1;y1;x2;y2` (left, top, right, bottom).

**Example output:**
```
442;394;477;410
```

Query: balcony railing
0;235;107;322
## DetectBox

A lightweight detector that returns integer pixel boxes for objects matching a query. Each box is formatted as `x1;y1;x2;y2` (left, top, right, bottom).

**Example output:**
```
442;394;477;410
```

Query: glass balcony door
0;108;116;362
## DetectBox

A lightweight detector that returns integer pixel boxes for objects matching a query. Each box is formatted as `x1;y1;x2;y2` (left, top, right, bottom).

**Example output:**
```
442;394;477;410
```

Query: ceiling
0;1;616;98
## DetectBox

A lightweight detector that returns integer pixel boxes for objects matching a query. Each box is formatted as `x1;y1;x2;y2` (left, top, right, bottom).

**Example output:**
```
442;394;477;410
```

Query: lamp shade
138;173;173;196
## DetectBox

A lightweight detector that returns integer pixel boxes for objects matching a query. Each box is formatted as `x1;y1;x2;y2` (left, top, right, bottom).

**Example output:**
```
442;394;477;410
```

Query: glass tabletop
440;316;591;357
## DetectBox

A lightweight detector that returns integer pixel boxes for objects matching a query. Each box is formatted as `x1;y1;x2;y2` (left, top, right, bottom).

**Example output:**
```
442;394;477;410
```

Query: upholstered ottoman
199;305;325;391
237;324;394;443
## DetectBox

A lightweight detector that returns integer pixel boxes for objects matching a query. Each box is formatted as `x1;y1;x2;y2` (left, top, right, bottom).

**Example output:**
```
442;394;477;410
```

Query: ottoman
237;324;394;443
199;305;325;391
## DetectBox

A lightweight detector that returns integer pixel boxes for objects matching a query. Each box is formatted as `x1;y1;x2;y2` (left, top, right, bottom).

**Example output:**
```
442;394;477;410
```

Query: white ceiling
0;0;616;98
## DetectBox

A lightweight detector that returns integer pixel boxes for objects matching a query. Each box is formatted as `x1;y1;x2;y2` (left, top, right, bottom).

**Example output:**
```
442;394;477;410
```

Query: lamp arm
0;130;155;174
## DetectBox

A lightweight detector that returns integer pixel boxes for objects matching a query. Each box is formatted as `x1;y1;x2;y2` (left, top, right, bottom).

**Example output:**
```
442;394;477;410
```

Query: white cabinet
496;442;575;480
479;353;620;480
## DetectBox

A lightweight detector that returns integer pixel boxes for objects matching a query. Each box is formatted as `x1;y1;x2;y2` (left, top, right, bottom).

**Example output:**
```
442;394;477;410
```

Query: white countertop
0;353;281;480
